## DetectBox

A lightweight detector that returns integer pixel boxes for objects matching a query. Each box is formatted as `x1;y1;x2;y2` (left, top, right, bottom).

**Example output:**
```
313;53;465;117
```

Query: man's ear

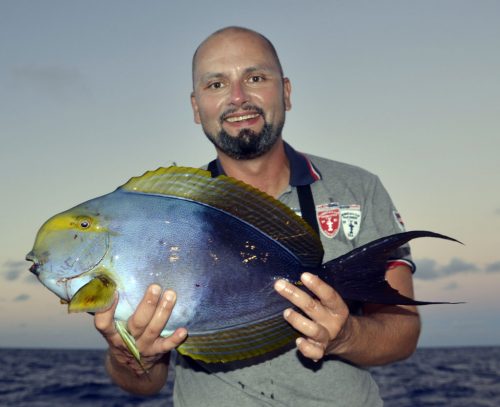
190;92;201;124
283;77;292;111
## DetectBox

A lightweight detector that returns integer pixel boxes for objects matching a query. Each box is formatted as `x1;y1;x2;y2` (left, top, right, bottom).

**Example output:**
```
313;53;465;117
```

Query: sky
1;0;499;349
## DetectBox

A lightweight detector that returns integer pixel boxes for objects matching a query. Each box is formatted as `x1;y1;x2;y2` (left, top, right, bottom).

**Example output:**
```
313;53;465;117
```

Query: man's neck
216;139;290;198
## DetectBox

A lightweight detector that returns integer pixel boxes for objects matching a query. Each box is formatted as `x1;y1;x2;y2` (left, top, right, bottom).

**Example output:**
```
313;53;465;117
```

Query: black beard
204;120;284;160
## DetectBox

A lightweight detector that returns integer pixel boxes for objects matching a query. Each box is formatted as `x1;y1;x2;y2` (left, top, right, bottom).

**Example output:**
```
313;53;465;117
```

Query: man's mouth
225;113;261;123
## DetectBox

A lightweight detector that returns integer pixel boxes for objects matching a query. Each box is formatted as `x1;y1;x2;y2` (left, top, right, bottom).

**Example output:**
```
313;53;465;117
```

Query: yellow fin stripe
177;315;298;363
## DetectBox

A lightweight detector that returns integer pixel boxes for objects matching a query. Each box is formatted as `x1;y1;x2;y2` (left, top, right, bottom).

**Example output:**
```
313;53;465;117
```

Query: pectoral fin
115;320;149;375
68;275;116;313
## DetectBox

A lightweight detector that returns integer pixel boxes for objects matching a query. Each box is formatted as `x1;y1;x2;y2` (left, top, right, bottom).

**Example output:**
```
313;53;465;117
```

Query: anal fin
178;314;298;363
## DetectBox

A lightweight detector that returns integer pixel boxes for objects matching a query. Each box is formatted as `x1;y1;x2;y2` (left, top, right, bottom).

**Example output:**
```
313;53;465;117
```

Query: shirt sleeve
358;175;415;272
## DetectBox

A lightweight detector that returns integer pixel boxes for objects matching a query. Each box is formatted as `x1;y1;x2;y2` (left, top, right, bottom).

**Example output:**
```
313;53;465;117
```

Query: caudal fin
322;231;462;305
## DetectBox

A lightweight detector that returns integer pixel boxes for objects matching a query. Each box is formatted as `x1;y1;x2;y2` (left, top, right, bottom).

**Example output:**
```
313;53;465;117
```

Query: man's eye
208;82;224;89
249;76;264;83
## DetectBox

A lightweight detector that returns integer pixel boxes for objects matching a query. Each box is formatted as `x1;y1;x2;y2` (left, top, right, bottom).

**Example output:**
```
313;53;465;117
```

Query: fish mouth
29;263;40;276
26;251;41;276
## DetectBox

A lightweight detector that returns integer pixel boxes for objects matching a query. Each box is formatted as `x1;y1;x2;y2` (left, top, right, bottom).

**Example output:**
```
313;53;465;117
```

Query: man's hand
94;285;187;394
275;266;421;366
274;272;351;361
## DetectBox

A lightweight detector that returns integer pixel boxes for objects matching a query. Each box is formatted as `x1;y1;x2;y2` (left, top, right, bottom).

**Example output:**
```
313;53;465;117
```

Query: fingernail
151;285;161;295
275;280;286;291
165;290;175;302
302;272;313;283
284;308;291;318
296;337;304;347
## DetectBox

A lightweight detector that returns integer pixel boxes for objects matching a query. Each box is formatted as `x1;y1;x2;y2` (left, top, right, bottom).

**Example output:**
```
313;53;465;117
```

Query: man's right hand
94;285;187;394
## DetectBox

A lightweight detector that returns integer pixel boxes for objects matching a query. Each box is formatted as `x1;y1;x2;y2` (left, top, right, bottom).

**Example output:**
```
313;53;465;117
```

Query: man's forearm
105;350;170;396
330;305;421;367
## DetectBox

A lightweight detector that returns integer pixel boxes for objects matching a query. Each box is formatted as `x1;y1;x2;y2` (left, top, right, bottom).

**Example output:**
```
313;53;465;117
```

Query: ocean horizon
1;345;499;406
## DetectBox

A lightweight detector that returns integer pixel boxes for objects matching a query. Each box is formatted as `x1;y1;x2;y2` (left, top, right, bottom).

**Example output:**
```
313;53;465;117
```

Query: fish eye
79;219;91;229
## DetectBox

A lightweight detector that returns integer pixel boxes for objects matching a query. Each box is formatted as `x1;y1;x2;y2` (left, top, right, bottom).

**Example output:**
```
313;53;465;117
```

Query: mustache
220;105;264;123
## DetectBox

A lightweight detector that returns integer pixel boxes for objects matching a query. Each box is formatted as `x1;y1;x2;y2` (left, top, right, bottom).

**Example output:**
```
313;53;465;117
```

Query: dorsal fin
121;166;323;266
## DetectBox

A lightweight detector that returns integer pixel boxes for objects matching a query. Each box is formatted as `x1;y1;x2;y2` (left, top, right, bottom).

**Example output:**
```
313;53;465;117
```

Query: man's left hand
274;272;352;361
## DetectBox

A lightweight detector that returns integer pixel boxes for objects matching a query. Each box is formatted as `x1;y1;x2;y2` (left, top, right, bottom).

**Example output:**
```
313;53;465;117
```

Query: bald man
95;27;420;406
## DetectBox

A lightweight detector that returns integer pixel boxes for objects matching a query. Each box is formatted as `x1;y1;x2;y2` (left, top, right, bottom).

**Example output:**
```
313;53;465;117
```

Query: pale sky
1;0;499;349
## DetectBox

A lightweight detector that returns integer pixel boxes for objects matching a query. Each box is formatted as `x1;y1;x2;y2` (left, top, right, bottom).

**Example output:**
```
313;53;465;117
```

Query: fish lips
29;263;40;276
26;251;41;276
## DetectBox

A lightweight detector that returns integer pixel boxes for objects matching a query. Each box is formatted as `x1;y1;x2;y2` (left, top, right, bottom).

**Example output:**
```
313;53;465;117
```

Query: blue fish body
82;190;303;333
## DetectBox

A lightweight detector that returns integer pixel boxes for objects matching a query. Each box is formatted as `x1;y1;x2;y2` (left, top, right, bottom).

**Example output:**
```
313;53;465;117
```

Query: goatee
204;115;284;160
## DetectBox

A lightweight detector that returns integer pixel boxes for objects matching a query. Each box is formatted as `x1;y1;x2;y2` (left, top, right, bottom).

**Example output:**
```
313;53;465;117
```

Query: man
95;26;421;405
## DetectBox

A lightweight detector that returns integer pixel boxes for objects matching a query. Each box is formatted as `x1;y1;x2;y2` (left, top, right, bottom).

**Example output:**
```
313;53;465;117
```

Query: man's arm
94;285;187;395
274;265;421;366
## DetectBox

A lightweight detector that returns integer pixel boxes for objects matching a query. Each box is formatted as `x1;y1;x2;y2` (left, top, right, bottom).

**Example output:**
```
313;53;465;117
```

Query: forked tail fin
322;231;463;305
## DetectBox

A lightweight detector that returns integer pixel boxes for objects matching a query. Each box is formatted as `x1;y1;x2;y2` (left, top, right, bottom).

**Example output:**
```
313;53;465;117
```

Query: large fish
26;166;458;364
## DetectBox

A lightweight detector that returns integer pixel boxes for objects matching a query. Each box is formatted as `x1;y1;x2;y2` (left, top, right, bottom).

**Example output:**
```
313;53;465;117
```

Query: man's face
191;31;291;159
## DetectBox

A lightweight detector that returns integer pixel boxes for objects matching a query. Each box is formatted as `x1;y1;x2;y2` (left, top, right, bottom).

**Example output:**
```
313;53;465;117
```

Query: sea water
1;347;499;406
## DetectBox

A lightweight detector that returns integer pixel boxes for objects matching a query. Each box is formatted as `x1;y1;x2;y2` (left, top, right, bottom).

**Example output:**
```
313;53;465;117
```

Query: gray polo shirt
173;143;410;406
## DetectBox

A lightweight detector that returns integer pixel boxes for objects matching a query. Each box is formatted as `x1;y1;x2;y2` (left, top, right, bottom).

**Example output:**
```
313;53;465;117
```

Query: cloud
2;260;27;281
486;261;500;272
2;260;39;285
441;258;478;275
415;257;478;280
13;294;30;302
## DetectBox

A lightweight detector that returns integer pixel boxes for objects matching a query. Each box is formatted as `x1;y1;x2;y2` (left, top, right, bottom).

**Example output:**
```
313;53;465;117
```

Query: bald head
192;26;284;88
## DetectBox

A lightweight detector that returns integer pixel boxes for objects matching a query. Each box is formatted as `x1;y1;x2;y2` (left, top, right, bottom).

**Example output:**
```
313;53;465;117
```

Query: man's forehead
194;31;278;71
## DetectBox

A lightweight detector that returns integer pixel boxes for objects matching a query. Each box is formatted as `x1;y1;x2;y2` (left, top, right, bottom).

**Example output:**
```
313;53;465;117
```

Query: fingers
94;284;187;376
128;285;163;338
135;289;178;347
296;337;326;361
155;327;188;354
274;273;344;321
95;285;186;354
300;272;342;311
283;308;327;343
94;291;119;338
275;273;349;361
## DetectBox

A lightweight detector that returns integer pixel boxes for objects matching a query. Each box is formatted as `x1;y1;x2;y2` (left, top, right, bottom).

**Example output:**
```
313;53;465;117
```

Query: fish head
26;207;110;301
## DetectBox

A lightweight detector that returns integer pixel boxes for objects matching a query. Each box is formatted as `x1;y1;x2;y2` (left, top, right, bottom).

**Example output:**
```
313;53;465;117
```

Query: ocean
1;346;499;406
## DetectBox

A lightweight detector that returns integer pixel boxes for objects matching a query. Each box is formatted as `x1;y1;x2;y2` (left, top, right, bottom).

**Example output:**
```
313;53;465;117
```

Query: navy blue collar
284;142;321;186
209;142;321;186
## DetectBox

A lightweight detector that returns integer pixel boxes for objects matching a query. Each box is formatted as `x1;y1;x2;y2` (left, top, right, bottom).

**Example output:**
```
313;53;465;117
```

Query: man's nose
229;82;249;106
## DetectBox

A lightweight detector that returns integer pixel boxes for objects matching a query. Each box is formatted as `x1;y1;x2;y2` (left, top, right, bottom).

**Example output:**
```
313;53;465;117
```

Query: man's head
191;27;291;160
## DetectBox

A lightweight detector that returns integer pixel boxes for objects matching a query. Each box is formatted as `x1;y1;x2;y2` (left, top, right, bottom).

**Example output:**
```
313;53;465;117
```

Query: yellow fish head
26;209;109;301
